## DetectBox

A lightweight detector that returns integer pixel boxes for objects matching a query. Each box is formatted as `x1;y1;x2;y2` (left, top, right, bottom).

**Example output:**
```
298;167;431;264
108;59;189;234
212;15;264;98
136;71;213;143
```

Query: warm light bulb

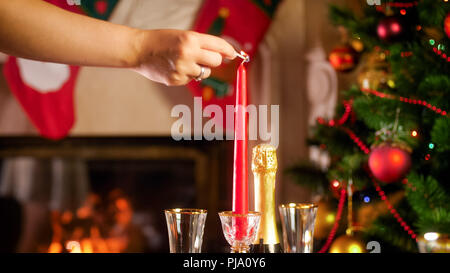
377;25;387;38
391;22;401;33
332;180;340;188
424;232;439;241
411;130;418;137
325;213;335;223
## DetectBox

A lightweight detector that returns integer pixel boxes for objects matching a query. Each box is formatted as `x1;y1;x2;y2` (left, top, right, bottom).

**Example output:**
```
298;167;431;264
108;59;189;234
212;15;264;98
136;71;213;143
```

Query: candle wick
236;51;250;64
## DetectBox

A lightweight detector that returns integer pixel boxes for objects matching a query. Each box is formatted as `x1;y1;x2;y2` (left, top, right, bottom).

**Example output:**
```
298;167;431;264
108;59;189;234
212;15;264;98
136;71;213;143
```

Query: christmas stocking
187;0;280;129
2;0;119;140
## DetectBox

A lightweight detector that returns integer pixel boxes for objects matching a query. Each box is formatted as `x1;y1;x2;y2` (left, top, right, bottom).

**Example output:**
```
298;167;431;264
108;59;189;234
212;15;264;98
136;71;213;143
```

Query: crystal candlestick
219;211;261;253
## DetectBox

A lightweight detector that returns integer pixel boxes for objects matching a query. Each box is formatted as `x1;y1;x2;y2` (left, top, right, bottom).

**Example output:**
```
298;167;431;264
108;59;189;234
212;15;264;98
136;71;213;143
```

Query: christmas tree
288;0;450;252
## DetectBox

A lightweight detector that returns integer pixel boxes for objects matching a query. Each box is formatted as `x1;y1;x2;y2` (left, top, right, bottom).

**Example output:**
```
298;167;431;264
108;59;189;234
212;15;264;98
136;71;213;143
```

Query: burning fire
47;191;133;253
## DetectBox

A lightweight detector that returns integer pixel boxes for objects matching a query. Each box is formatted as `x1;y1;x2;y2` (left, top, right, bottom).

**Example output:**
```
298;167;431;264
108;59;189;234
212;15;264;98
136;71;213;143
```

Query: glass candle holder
218;211;261;253
417;232;449;253
164;208;207;253
278;203;318;253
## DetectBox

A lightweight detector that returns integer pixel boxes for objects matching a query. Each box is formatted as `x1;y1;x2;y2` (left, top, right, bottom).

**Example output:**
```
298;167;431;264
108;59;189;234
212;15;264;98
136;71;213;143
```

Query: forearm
0;0;140;67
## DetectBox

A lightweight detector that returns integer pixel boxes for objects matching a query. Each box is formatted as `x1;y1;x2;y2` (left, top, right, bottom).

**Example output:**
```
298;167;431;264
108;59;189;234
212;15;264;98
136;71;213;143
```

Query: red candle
232;61;248;215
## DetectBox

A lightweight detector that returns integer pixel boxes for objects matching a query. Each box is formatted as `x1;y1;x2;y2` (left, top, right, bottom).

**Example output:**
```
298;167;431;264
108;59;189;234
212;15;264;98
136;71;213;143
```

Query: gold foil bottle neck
251;144;280;250
252;144;277;173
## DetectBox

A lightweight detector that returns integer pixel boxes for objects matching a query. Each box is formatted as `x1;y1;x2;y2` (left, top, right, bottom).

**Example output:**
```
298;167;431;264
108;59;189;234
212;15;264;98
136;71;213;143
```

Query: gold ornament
329;177;366;253
314;200;336;240
329;234;366;253
358;51;393;90
350;37;364;53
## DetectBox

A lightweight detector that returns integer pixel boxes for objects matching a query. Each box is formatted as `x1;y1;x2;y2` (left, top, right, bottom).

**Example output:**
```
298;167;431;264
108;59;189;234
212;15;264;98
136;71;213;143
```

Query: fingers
196;49;223;68
189;64;211;81
150;30;237;86
195;33;237;60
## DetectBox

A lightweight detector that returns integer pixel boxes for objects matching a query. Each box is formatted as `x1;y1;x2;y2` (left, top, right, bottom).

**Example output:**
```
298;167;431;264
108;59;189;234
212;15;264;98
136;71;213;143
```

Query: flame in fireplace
66;241;82;253
47;191;133;253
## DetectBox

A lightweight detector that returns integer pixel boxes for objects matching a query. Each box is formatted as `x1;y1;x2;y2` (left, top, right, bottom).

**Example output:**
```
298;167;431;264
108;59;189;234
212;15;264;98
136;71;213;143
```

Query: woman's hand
133;29;237;86
0;0;236;86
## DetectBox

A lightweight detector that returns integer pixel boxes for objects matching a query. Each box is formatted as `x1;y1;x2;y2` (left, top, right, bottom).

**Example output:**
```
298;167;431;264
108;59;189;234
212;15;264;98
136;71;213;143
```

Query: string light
332;180;341;188
360;88;449;116
432;46;450;62
428;143;435;149
424;232;439;241
363;196;371;203
411;130;418;137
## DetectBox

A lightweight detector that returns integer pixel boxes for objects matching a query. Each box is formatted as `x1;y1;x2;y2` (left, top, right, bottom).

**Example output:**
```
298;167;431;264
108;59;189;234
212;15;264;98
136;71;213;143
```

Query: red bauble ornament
368;144;411;183
445;12;450;39
377;16;406;42
95;0;108;15
329;46;358;72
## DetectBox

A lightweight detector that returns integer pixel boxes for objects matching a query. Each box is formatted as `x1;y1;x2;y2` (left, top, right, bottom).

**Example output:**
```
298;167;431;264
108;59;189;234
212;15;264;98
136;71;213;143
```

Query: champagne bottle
250;144;282;253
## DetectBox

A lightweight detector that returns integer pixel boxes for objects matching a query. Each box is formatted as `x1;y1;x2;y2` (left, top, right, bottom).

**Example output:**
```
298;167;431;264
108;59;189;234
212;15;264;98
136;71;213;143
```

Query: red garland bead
95;0;108;15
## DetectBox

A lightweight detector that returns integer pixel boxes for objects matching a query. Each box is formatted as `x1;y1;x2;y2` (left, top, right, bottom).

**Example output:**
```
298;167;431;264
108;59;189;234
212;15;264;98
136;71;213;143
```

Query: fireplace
0;137;232;253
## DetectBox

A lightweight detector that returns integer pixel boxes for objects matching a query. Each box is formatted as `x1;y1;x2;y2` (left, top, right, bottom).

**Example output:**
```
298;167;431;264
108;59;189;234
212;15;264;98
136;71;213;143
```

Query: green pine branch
406;172;450;234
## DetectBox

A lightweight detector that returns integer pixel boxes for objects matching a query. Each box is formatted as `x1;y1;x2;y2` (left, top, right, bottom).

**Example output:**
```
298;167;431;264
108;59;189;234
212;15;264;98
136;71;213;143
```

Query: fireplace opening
0;137;231;253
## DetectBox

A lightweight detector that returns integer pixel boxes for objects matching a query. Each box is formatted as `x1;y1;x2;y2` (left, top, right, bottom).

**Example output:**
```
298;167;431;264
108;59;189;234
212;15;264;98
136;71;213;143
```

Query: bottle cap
252;144;277;173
